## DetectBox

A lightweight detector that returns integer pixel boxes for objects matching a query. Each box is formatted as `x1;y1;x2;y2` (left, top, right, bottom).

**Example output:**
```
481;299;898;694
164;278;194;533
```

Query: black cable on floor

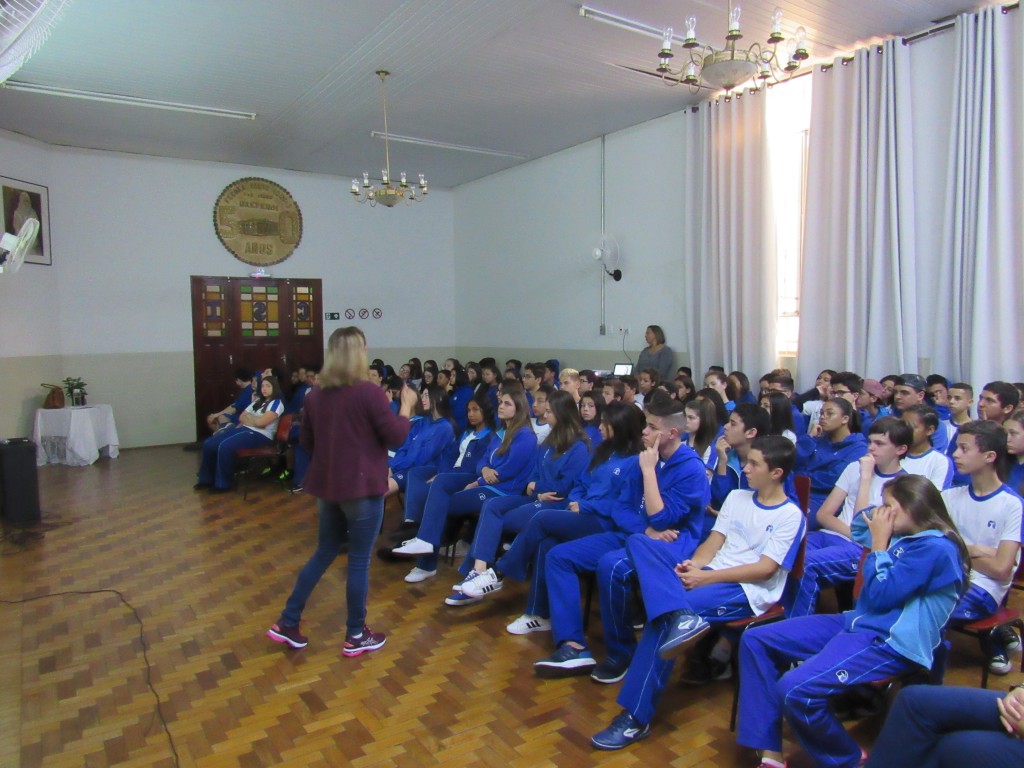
0;589;180;768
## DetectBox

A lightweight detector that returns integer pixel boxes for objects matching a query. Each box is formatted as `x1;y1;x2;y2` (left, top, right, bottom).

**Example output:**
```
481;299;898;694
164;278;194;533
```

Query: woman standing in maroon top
267;327;418;656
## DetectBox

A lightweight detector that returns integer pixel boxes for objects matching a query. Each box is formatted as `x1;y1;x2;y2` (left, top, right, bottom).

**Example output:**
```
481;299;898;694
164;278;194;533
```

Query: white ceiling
0;0;986;188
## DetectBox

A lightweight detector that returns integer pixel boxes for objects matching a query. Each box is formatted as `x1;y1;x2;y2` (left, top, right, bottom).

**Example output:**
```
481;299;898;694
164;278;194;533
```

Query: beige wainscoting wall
1;355;63;440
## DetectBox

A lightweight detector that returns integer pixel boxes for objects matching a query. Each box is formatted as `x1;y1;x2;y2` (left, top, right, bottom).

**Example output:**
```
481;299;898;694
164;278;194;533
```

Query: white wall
453;110;694;370
0;132;455;445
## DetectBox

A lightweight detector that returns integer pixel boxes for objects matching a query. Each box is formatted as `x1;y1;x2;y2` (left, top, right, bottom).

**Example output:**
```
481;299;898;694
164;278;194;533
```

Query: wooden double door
190;276;323;440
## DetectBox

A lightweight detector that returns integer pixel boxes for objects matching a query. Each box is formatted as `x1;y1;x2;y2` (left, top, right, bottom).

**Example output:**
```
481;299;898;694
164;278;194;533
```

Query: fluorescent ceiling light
579;5;667;41
371;131;526;159
1;81;257;120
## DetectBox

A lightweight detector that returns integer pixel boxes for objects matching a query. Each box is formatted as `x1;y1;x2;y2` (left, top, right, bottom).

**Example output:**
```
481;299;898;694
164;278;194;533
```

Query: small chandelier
351;71;428;207
656;3;808;93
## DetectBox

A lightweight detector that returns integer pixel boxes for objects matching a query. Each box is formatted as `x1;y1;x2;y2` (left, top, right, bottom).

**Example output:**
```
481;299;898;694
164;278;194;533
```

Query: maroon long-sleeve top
299;381;411;502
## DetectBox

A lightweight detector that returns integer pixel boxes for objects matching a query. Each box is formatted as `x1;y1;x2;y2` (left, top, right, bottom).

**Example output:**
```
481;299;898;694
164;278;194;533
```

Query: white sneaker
507;614;551;635
452;539;471;559
452;569;481;592
392;537;433;556
461;568;503;599
404;567;437;583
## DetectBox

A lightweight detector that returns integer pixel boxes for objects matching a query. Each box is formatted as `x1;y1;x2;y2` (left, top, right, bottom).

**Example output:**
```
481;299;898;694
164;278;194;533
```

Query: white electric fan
592;233;622;281
0;217;40;274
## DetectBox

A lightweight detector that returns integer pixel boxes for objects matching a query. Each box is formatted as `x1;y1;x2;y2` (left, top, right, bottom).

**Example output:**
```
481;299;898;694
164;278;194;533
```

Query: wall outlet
617;327;629;336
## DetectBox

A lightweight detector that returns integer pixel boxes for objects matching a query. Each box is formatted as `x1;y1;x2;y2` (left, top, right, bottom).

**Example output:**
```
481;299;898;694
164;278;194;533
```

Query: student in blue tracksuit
474;401;646;635
533;392;710;681
448;369;476;434
683;397;720;476
391;386;535;571
736;473;969;768
856;379;891;436
579;391;604;449
386;385;457;494
588;436;804;750
196;375;285;491
945;382;975;487
1007;408;1024;495
388;393;495;532
446;390;590;600
795;397;868;524
866;683;1024;767
790;416;910;617
760;370;807;435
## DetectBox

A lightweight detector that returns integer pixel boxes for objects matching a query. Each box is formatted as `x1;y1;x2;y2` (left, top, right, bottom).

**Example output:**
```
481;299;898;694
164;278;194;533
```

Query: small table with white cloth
33;405;121;466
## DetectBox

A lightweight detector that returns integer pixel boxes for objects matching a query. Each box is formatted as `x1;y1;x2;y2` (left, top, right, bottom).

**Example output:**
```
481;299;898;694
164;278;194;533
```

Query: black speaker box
0;439;41;526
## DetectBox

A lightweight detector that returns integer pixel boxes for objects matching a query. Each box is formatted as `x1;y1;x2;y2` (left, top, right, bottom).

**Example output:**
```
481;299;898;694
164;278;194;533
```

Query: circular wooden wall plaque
213;177;303;266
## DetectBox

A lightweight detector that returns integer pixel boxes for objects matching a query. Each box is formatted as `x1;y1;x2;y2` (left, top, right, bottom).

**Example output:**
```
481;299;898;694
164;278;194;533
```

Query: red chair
235;413;293;499
794;475;811;515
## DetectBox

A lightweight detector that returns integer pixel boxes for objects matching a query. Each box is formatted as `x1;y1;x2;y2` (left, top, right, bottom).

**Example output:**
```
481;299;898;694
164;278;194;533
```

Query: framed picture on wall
1;175;51;266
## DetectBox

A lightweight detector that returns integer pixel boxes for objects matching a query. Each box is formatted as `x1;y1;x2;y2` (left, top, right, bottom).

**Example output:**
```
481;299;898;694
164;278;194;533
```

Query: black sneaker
995;625;1021;652
591;657;629;684
658;611;711;659
534;643;596;678
591;710;650;750
682;656;731;685
343;626;386;657
989;649;1012;675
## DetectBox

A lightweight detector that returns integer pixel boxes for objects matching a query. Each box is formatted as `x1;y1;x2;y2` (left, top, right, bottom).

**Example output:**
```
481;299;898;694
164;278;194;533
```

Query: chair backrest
851;548;871;601
794;475;811;515
274;413;293;443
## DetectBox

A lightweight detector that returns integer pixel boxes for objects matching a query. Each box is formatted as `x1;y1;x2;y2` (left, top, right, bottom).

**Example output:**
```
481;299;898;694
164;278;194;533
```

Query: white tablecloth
33;405;120;466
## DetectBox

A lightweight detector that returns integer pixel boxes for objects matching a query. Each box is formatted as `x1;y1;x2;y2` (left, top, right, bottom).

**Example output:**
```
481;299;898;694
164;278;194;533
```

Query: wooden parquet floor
1;447;1021;767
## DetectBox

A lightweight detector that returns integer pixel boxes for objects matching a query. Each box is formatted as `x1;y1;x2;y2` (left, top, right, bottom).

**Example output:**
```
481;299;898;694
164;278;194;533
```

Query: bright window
766;75;812;358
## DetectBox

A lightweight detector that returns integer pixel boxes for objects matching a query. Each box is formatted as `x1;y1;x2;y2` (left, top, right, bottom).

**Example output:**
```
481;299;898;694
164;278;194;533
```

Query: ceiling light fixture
581;2;809;94
0;80;257;119
370;131;527;160
352;71;427;207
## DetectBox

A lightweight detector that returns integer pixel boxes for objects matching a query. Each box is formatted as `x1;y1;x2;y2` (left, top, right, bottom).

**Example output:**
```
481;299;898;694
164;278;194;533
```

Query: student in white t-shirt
789;416;911;617
945;420;1023;675
901;404;954;490
531;384;553;444
589;435;804;750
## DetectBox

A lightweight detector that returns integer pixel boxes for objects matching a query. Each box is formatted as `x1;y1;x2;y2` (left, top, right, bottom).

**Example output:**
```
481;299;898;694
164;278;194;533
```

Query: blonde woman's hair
319;326;369;388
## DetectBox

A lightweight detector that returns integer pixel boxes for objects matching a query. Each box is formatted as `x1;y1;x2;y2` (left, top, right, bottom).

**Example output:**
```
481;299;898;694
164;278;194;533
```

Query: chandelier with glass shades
351;71;428;207
580;3;808;94
656;3;808;92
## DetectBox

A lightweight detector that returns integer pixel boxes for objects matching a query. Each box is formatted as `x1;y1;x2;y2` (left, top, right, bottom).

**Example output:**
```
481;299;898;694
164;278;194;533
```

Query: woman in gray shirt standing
636;325;675;383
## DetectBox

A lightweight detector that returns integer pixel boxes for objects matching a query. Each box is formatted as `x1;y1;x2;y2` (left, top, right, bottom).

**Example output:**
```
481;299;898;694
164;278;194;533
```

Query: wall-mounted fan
0;218;40;274
593;233;622;281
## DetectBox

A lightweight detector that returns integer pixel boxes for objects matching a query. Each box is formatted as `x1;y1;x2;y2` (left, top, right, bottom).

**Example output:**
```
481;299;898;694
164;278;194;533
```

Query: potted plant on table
62;377;88;407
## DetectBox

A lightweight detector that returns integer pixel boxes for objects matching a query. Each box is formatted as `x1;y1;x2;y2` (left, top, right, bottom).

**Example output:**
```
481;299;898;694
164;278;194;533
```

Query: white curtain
681;91;777;377
933;7;1023;387
797;40;919;382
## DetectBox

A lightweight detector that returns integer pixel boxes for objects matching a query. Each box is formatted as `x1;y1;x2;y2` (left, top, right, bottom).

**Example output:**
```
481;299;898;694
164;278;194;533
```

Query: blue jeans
866;685;1024;768
279;496;384;635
